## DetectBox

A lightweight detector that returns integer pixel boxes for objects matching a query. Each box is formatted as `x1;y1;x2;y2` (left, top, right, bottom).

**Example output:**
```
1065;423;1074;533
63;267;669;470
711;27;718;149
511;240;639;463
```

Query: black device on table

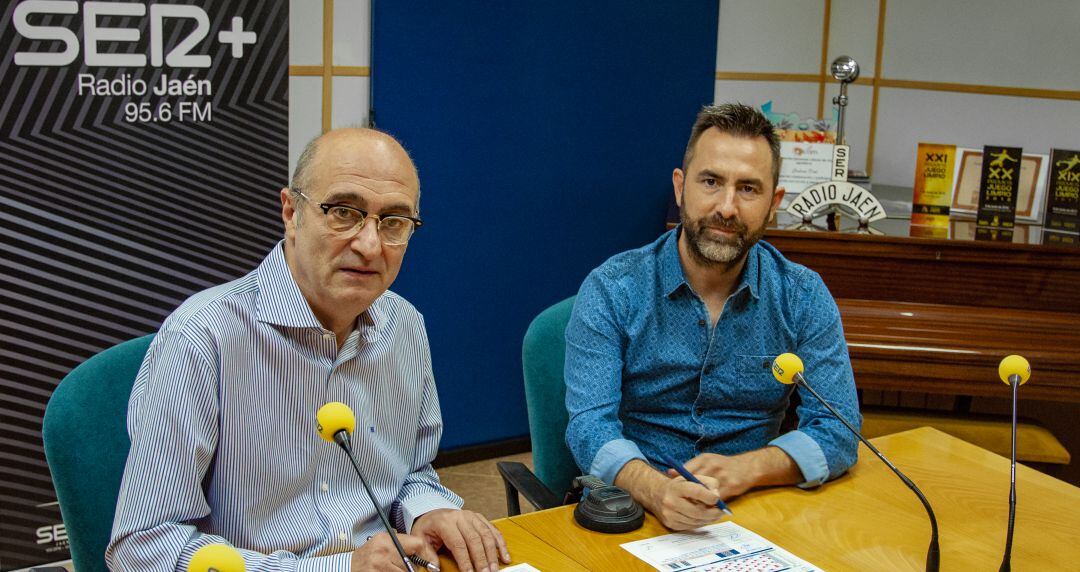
571;474;645;534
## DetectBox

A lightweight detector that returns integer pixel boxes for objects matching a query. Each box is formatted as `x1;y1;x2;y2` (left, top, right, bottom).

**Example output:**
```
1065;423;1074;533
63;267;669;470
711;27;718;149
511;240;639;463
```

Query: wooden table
436;518;587;571
499;428;1080;571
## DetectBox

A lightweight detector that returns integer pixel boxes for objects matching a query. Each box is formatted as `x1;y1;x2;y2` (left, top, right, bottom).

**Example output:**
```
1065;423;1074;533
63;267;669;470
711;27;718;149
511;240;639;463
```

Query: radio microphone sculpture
784;56;887;229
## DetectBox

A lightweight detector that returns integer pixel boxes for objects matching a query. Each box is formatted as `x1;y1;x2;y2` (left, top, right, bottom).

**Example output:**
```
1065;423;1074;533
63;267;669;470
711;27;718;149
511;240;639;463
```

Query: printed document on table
621;521;822;572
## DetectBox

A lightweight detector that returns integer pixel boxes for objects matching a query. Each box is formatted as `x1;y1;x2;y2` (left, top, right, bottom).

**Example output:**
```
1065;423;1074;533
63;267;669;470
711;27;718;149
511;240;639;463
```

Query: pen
409;554;441;572
658;451;733;516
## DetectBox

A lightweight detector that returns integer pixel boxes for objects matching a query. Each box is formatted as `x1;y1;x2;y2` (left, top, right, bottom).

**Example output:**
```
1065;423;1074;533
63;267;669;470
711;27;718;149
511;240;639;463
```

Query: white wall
715;0;1080;186
288;0;371;179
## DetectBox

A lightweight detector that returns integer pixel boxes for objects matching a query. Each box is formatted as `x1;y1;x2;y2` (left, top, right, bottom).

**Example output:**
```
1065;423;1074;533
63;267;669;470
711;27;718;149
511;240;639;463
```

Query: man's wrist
399;493;461;533
589;439;647;484
738;446;802;487
614;459;664;512
411;506;455;530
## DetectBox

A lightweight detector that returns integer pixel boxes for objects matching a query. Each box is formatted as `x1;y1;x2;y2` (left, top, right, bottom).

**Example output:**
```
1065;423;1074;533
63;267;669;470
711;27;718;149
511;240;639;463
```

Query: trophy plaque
1045;148;1080;233
975;145;1024;228
911;143;956;227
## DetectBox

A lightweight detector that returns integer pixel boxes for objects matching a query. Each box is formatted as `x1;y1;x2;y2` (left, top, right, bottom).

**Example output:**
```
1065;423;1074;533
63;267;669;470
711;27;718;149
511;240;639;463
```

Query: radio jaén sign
13;1;263;124
785;144;887;224
787;181;887;223
0;1;288;569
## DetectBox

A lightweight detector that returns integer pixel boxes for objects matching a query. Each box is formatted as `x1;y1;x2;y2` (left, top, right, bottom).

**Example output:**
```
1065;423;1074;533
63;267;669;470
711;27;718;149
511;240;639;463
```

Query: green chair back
42;335;154;572
521;296;579;497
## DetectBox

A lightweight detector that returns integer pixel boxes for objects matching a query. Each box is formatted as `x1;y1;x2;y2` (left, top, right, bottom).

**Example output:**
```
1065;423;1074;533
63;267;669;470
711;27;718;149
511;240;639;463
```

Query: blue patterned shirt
107;242;461;572
565;228;860;487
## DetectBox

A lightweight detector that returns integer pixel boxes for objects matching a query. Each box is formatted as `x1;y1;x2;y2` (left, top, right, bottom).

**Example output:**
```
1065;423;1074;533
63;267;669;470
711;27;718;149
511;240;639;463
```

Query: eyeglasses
292;189;423;246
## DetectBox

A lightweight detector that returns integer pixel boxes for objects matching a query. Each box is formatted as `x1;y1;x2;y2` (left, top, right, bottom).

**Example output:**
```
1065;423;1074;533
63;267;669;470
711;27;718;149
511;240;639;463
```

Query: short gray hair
291;135;322;191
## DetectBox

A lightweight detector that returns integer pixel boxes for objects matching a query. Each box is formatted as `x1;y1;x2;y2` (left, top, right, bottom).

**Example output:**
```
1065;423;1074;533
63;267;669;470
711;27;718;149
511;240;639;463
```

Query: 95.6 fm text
123;101;212;123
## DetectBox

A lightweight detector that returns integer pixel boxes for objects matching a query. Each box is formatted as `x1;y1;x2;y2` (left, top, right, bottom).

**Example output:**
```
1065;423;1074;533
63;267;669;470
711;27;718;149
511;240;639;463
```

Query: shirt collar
256;241;389;336
660;226;762;301
255;241;325;329
659;228;689;298
359;295;385;337
739;242;762;301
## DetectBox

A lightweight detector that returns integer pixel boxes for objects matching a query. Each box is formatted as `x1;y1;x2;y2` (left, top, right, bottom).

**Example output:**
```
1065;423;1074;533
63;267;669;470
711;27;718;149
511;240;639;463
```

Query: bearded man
563;103;860;531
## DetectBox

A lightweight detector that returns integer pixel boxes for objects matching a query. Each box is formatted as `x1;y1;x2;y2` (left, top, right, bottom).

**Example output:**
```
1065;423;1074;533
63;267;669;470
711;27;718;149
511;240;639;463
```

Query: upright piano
766;216;1080;403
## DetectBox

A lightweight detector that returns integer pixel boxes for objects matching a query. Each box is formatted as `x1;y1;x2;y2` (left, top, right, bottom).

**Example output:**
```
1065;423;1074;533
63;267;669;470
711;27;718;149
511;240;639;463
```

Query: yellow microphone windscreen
316;402;356;442
188;544;245;572
772;353;804;385
998;355;1030;386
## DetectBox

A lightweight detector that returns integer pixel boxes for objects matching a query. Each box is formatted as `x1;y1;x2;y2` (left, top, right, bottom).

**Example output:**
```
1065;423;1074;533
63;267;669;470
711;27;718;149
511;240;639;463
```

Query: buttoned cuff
295;551;352;572
589;438;647;485
769;430;829;488
400;492;462;533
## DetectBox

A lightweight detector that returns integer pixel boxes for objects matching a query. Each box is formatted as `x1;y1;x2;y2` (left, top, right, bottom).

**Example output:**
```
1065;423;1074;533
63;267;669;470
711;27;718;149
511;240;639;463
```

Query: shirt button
695;406;704;416
320;481;329;492
322;332;334;339
338;532;348;542
698;319;706;326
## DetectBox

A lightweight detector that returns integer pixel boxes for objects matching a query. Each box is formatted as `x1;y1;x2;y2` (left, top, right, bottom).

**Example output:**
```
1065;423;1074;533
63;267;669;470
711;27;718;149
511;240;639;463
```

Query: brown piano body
765;228;1080;402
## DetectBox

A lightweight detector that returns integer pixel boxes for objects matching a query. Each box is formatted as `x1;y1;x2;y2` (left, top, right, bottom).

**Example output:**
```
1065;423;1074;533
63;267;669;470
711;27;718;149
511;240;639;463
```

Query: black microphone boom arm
333;431;416;572
795;373;940;572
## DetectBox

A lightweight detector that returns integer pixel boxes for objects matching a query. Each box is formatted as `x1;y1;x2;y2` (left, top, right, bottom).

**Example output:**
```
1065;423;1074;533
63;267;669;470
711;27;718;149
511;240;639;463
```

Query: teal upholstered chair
42;334;154;572
498;296;582;514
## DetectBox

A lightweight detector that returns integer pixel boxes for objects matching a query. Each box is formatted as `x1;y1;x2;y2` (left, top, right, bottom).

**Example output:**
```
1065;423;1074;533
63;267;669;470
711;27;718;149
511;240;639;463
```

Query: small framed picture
951;148;1050;222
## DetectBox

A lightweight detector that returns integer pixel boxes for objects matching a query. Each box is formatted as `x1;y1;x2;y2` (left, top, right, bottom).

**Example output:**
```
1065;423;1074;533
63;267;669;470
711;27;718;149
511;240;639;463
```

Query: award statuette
1044;148;1080;233
912;143;956;227
785;56;886;229
976;145;1023;228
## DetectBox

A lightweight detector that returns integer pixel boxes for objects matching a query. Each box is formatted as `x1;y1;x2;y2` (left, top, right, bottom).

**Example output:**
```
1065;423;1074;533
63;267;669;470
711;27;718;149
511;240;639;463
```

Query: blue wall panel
372;2;719;449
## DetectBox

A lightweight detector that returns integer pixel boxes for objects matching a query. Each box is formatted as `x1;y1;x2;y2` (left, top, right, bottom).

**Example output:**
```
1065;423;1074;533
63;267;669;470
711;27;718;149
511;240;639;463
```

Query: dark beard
680;205;765;267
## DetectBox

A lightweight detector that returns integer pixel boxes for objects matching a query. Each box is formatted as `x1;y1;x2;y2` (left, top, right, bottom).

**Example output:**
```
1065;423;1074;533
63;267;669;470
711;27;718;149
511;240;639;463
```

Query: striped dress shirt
106;242;461;572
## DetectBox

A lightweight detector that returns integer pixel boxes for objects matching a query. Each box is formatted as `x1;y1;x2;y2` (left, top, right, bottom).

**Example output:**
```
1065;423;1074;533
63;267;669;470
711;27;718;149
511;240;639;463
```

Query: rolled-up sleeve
770;430;829;487
564;270;646;484
779;271;861;486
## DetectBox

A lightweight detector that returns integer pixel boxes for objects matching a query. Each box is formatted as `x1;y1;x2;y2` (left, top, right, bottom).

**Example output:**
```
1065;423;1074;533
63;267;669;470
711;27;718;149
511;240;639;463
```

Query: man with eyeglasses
108;128;511;572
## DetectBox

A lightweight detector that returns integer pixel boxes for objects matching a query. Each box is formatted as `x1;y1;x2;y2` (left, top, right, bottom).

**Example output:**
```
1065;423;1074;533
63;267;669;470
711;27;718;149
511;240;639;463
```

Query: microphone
317;402;416;572
997;354;1030;572
772;353;940;572
188;544;245;572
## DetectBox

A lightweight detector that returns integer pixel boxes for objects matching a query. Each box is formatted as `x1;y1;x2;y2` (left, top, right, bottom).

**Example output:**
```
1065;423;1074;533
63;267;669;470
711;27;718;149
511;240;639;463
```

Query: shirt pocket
735;354;790;413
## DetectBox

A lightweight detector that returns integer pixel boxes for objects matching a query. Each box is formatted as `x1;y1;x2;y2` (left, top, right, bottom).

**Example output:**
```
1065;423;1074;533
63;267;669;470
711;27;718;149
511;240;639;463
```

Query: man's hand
672;453;758;499
411;508;510;572
615;459;725;531
351;532;432;571
675;447;803;499
649;474;727;531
